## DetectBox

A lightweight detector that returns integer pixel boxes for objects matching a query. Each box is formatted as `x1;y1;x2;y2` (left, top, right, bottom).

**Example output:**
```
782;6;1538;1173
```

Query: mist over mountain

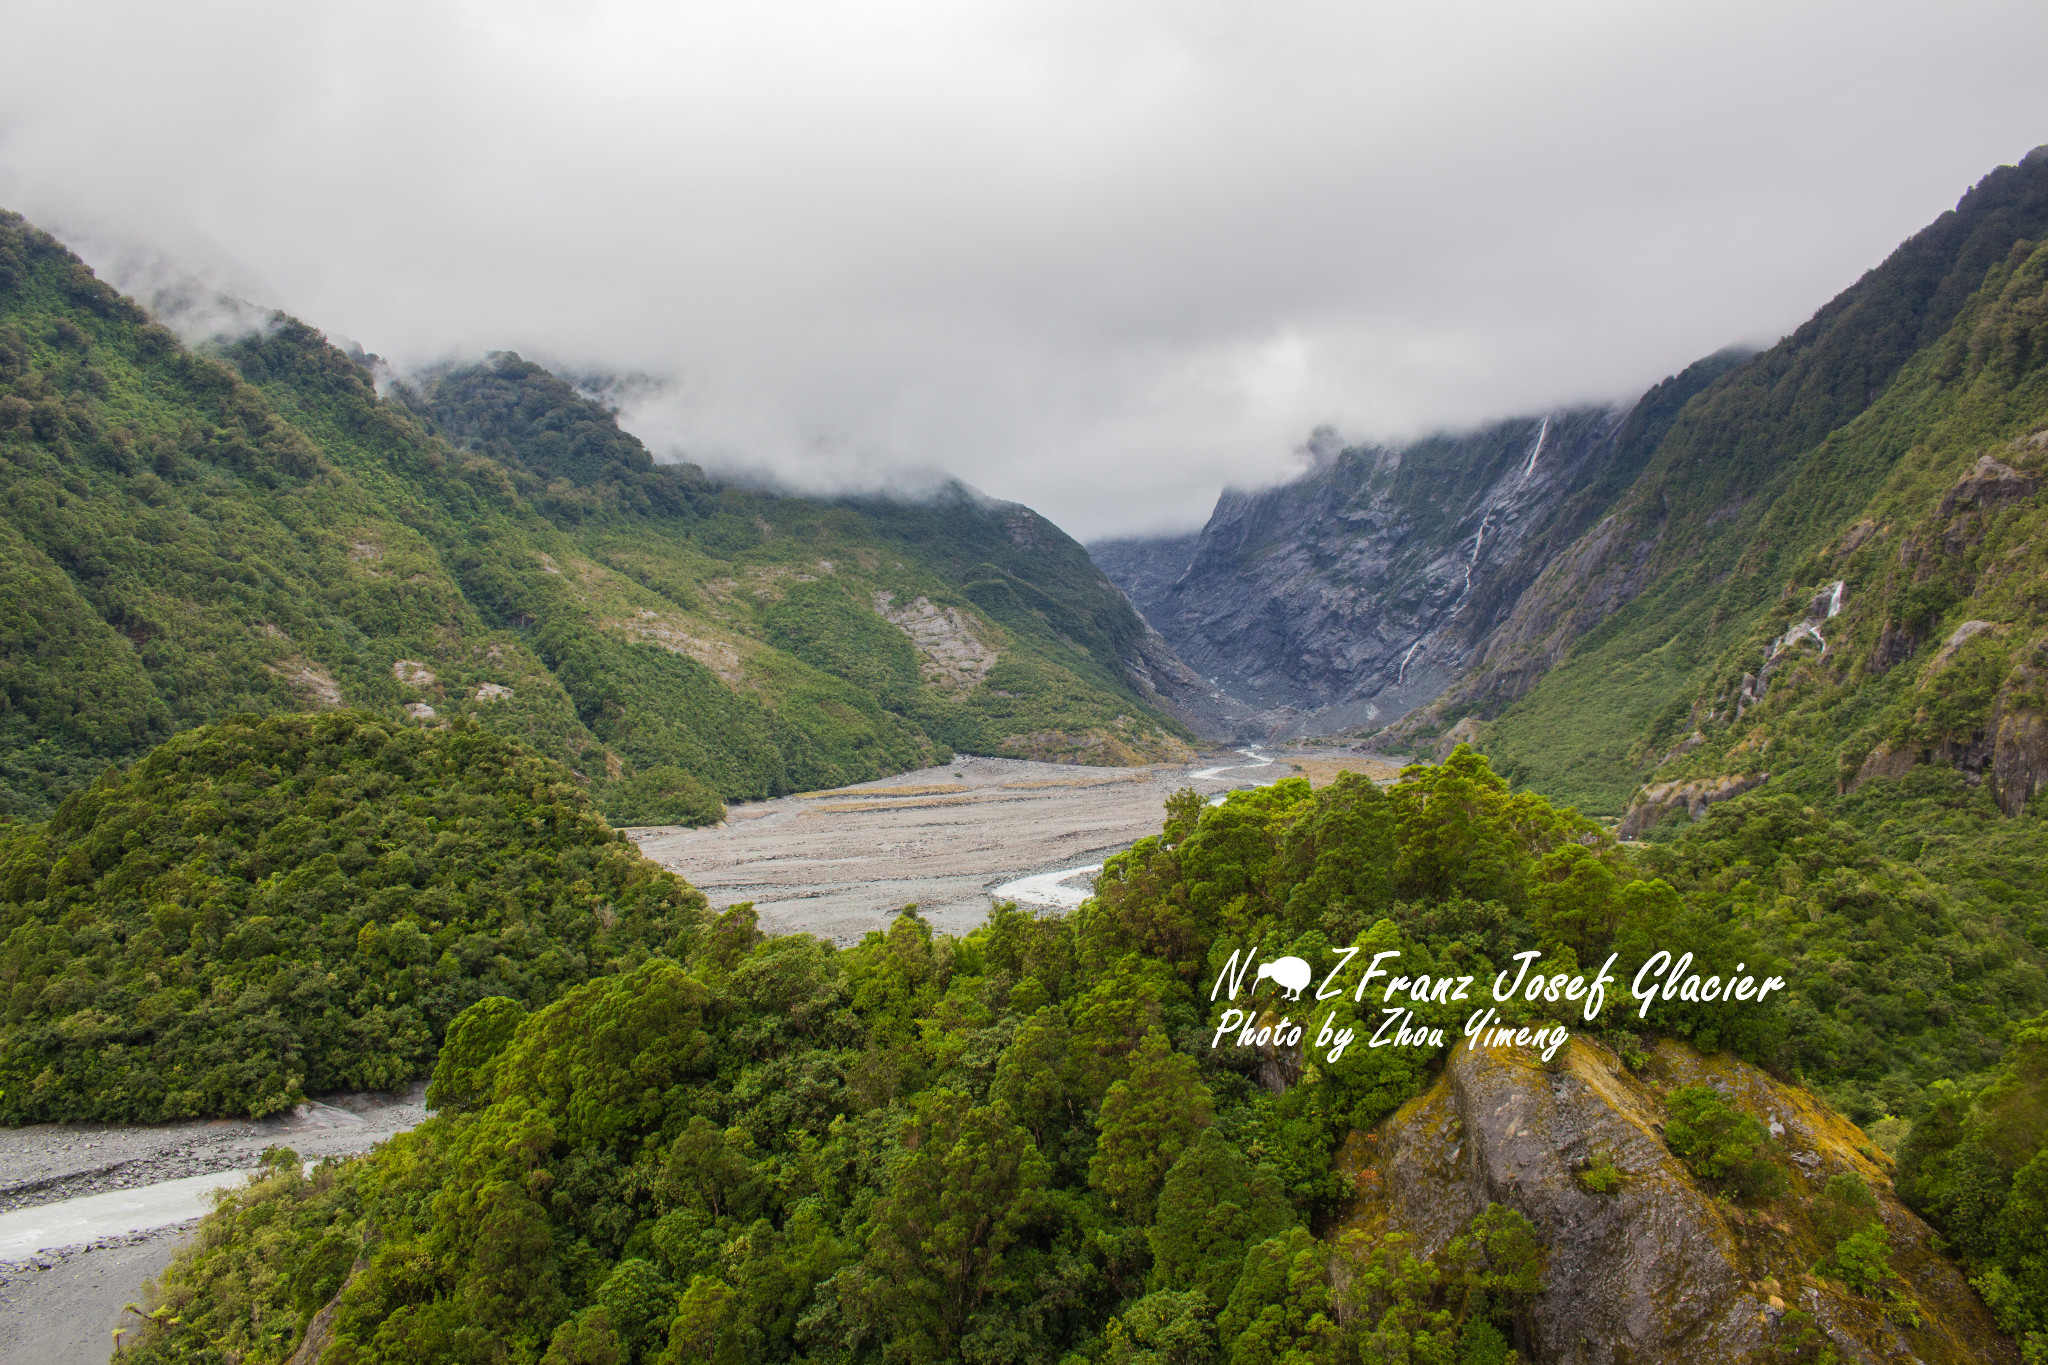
0;210;1193;826
8;4;2047;540
1098;150;2048;773
1092;369;1742;740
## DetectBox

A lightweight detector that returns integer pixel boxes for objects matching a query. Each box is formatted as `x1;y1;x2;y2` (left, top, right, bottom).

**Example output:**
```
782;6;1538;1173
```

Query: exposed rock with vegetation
1431;715;1483;761
1341;1036;2015;1363
1616;771;1768;838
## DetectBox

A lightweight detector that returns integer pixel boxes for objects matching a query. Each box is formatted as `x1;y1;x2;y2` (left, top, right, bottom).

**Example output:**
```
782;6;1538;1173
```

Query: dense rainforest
113;751;2047;1364
0;208;1190;829
0;712;703;1123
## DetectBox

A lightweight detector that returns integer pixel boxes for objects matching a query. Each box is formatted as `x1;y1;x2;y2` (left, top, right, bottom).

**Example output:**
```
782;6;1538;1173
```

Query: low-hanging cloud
1;0;2043;540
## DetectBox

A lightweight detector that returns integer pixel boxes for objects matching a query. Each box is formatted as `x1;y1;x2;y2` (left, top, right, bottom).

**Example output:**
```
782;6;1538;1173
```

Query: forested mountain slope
1589;231;2048;828
0;212;1191;825
1407;147;2048;811
0;712;705;1123
1489;229;2048;1110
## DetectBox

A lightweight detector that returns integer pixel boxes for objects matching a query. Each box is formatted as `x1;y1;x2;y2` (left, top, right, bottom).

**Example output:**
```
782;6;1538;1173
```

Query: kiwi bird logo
1254;956;1312;1000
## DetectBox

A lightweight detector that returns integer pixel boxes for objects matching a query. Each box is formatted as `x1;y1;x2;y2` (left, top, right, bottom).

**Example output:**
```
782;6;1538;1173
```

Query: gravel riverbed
625;748;1392;941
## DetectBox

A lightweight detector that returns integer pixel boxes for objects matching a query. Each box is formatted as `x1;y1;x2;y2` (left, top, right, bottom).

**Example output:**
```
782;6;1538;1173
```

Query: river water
0;1167;284;1261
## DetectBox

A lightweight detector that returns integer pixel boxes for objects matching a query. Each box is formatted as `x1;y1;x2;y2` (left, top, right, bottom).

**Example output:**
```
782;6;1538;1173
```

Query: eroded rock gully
1333;1037;2014;1364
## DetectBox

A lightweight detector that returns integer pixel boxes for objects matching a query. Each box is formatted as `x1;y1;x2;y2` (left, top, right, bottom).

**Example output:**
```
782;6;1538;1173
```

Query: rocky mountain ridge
1089;377;1732;740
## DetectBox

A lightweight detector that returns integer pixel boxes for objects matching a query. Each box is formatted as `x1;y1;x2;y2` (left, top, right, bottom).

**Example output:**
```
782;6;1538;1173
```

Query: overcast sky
2;1;2044;539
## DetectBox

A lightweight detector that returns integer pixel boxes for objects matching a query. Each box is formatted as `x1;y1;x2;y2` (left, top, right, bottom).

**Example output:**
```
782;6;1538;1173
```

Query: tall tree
857;1091;1050;1363
1091;1030;1215;1222
1149;1128;1295;1306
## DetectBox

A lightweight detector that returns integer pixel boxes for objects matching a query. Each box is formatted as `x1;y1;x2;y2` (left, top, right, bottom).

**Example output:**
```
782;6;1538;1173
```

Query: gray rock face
1356;1041;1756;1361
1937;454;2042;517
1111;611;1254;741
1091;351;1753;747
1432;715;1483;760
1091;407;1644;739
1087;534;1200;623
1993;668;2048;815
1337;1038;2017;1365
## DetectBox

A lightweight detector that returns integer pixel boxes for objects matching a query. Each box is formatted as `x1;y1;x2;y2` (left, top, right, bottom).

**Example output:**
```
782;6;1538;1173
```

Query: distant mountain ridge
1090;368;1740;739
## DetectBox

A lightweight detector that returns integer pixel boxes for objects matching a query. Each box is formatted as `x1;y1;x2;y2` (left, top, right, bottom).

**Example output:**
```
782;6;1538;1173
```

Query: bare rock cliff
1092;408;1641;740
1335;1036;2015;1364
1091;352;1750;745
